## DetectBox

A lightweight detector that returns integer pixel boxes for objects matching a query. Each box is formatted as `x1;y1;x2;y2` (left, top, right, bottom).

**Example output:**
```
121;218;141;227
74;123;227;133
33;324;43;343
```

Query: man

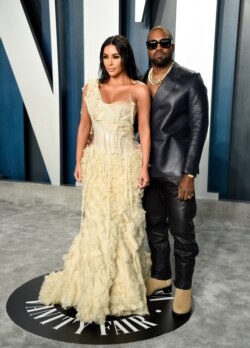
143;26;208;316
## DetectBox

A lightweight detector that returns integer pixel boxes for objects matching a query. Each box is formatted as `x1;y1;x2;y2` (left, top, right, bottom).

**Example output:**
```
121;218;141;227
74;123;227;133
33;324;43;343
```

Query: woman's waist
84;143;141;160
92;131;138;153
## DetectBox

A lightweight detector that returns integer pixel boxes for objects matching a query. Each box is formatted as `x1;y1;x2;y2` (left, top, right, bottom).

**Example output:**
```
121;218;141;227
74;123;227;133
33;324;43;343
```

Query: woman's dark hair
98;35;138;83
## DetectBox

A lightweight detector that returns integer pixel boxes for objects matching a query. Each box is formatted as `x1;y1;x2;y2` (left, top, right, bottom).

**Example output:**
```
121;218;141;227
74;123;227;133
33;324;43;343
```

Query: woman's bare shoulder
132;80;146;86
132;80;150;97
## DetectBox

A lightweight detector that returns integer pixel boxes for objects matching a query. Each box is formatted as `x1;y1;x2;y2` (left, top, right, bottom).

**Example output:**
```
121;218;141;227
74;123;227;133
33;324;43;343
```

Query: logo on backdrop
6;275;192;344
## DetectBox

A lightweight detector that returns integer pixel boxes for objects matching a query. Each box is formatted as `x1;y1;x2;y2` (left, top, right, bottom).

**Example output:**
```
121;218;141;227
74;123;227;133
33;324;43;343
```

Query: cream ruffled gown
39;79;151;324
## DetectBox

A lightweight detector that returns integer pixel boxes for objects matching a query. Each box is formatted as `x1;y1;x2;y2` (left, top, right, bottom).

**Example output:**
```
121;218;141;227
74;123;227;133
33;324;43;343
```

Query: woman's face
102;44;124;78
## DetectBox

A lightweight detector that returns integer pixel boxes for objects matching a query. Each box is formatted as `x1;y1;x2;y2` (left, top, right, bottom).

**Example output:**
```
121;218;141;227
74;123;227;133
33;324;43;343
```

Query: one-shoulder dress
39;79;151;324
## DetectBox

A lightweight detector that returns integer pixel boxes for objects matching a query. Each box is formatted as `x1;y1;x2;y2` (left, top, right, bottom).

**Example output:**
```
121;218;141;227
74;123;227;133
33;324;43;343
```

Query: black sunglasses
146;38;173;50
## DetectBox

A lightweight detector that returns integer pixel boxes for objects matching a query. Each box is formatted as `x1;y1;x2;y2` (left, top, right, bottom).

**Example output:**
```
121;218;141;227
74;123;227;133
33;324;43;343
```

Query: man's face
146;29;174;67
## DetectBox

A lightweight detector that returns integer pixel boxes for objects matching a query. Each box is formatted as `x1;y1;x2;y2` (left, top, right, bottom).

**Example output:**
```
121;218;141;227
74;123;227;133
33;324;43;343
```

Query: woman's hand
74;162;82;182
138;167;150;189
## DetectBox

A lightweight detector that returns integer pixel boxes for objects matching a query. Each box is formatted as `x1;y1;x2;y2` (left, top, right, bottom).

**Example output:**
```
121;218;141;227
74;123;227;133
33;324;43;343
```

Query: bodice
84;79;138;154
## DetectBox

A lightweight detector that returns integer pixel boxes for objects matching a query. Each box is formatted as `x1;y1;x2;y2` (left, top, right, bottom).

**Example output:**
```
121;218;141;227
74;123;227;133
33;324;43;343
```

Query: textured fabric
39;79;151;324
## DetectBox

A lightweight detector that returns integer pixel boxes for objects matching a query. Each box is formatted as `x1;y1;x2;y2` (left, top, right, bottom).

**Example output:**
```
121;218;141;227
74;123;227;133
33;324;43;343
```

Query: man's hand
178;175;195;200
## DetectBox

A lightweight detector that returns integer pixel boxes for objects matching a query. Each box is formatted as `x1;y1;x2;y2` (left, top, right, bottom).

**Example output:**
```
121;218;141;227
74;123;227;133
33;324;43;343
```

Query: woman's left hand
138;167;150;189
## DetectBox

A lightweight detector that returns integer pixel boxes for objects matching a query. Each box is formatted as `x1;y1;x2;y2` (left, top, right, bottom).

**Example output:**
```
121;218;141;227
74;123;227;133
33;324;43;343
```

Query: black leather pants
143;177;199;289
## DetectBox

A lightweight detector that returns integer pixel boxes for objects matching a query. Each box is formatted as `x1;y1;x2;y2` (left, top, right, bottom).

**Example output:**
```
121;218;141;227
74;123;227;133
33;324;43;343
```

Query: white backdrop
0;0;60;184
83;0;120;82
175;0;218;199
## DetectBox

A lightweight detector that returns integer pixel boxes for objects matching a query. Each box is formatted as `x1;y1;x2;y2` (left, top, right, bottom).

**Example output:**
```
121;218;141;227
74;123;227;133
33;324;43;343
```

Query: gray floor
0;181;250;348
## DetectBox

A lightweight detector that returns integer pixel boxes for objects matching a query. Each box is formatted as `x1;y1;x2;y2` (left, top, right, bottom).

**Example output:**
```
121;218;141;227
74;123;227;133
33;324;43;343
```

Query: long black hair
98;35;138;83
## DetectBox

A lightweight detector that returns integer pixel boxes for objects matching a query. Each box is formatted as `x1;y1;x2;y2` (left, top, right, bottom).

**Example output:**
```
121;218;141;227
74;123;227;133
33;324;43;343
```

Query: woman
39;35;151;324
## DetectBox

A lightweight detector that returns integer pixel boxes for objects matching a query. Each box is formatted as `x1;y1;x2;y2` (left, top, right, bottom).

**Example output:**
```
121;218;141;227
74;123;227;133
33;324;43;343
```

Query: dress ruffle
39;80;151;324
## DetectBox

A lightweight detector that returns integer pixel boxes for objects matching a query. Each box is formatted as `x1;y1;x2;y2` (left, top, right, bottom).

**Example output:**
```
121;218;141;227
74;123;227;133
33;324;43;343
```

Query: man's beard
150;55;171;67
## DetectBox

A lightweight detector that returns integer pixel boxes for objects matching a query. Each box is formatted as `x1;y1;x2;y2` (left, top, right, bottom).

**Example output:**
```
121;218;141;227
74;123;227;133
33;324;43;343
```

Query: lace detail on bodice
84;79;138;154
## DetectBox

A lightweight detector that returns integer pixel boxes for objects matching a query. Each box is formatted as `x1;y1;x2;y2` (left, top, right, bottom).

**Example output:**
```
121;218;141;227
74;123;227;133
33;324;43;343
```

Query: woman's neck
107;74;133;86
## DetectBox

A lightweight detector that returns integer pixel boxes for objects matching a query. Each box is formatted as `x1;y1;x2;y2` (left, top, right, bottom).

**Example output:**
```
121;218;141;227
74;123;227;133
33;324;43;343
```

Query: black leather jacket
144;62;209;177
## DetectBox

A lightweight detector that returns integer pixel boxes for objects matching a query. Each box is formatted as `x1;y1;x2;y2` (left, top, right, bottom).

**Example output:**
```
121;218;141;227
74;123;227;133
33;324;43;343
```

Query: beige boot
173;288;192;315
146;277;172;296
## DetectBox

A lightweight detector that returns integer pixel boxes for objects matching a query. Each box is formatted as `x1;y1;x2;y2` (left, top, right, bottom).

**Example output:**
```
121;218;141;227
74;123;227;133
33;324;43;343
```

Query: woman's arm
74;85;92;182
133;82;151;188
